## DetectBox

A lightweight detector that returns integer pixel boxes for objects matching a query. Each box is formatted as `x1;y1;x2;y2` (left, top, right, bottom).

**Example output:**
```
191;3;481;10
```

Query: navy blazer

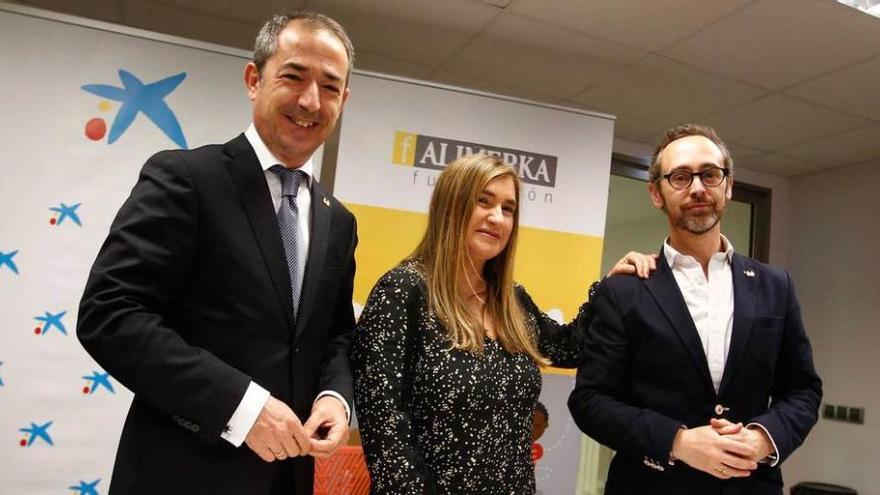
568;251;821;495
78;134;358;495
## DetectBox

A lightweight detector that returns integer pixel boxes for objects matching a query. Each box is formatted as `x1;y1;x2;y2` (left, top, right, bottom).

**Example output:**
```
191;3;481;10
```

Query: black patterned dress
351;260;596;494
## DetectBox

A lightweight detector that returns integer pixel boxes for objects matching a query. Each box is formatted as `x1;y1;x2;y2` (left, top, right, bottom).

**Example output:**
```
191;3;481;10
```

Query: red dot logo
19;439;27;447
82;386;91;394
34;327;42;335
85;118;106;141
49;217;57;226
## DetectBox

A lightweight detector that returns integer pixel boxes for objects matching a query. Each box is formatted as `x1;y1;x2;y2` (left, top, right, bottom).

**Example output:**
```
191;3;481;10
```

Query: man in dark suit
569;124;821;495
77;12;357;495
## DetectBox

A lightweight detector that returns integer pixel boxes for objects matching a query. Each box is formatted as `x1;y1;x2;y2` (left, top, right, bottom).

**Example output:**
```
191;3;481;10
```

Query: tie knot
270;165;306;198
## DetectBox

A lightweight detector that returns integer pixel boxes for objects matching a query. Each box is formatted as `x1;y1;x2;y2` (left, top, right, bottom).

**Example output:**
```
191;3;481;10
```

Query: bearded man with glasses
569;124;821;495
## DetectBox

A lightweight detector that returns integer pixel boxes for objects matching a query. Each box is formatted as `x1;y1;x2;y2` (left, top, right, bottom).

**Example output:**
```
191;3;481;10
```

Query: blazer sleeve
77;152;251;444
516;282;599;368
568;279;683;465
317;216;358;408
351;267;435;494
748;271;822;463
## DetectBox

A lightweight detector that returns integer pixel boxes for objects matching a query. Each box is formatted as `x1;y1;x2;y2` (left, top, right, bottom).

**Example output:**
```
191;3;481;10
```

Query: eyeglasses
660;167;730;190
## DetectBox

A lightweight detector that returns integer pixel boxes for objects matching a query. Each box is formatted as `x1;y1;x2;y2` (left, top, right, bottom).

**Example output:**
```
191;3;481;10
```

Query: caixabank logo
33;310;68;336
48;202;82;227
392;131;558;187
0;249;19;276
81;370;114;395
69;479;101;495
82;69;189;149
19;420;54;447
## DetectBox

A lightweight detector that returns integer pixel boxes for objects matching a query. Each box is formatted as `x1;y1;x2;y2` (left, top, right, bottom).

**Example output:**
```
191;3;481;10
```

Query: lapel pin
322;197;330;207
743;269;755;277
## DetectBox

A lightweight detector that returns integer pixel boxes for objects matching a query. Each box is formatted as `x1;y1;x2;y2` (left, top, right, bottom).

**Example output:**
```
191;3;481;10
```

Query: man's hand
671;425;758;479
608;251;658;279
244;396;311;462
303;396;350;458
710;418;775;462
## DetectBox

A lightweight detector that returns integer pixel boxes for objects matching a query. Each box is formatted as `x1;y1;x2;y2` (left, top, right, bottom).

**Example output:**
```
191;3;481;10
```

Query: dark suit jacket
568;251;821;495
77;134;358;495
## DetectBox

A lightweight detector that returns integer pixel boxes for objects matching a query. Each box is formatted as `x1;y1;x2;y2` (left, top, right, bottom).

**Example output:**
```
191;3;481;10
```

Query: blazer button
191;425;200;433
715;404;730;415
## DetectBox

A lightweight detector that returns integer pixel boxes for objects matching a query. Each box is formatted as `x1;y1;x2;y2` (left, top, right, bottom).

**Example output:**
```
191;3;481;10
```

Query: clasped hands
244;395;349;462
671;418;774;480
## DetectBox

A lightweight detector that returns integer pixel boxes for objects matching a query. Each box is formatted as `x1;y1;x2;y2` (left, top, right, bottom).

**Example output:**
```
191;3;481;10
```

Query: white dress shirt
220;125;349;447
663;235;779;465
663;236;734;393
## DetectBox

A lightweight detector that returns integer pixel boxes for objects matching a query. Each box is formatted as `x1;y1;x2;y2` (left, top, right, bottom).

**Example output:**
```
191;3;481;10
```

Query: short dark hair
252;12;354;85
534;401;549;421
650;124;734;182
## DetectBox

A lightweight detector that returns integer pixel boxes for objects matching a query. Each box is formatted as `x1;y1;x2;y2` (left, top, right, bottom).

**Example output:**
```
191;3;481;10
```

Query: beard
660;193;725;235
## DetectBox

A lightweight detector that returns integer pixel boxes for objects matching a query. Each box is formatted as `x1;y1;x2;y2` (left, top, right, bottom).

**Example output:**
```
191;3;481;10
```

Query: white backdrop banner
0;5;252;493
335;72;615;495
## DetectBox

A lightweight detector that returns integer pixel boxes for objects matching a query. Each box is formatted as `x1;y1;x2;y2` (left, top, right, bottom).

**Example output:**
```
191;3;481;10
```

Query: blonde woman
351;154;653;494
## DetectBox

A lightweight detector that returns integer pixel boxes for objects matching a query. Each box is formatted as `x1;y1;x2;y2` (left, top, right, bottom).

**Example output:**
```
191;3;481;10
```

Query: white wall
781;160;880;494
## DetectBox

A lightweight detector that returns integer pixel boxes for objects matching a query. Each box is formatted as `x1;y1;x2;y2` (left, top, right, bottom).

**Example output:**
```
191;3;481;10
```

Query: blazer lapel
718;253;757;396
223;134;295;331
294;179;332;342
645;251;715;396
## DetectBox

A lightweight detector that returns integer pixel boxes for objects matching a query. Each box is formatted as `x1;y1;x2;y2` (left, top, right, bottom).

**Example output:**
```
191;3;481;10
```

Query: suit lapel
718;253;757;396
223;134;295;331
294;179;331;341
645;251;715;396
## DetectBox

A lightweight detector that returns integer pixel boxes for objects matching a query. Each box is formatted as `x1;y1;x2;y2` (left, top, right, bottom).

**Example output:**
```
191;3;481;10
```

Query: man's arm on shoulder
77;151;251;443
568;278;683;466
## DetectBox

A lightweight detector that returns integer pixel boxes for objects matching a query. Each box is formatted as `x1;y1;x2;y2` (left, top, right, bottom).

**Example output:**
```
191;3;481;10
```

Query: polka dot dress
352;260;596;494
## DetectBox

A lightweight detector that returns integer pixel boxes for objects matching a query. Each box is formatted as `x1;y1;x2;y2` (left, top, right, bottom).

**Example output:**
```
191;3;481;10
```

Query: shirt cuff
746;423;780;466
316;390;351;422
221;381;270;447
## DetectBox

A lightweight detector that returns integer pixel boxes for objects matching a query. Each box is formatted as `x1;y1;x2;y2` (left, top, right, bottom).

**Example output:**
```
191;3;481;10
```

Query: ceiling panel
785;55;880;121
662;0;880;90
509;0;753;52
702;95;868;151
738;152;823;177
353;51;433;80
610;114;669;143
122;1;256;49
445;13;646;99
571;54;766;127
305;0;499;30
776;125;880;167
154;0;281;24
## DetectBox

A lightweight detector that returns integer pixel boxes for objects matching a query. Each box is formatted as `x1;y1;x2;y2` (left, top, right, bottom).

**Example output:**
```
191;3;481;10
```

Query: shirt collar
663;234;735;268
244;124;313;186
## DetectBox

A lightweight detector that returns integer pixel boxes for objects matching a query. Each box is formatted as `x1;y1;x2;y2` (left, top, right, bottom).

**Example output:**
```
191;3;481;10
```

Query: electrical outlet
822;403;865;425
848;407;865;425
823;404;835;419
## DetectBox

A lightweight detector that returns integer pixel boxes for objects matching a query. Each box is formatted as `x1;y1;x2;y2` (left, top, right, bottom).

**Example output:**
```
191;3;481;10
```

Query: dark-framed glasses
661;167;730;190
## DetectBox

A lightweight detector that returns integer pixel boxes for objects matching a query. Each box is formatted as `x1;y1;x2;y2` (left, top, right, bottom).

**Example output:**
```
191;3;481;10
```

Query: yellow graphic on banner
346;202;604;376
392;131;417;166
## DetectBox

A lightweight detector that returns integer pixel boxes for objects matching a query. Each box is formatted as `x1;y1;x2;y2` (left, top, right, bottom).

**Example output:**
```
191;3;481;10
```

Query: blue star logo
83;371;114;394
0;250;19;275
82;70;188;149
69;479;101;495
0;361;4;387
19;421;54;447
49;202;82;227
34;310;68;336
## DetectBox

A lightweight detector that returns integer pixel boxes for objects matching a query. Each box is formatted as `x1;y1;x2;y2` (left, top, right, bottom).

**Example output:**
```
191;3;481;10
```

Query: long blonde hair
411;154;548;364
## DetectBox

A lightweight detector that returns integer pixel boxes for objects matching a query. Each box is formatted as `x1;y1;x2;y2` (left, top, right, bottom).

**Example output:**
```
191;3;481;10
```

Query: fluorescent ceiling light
837;0;880;18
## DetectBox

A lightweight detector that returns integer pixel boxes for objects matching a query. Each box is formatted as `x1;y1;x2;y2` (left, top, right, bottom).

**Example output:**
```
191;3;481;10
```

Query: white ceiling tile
304;0;499;31
354;51;433;80
738;152;823;177
509;0;753;51
785;55;880;120
726;141;765;161
122;1;256;49
611;115;669;142
776;125;880;167
444;14;646;99
16;0;124;22
662;0;880;89
571;55;766;126
702;95;868;150
152;0;279;23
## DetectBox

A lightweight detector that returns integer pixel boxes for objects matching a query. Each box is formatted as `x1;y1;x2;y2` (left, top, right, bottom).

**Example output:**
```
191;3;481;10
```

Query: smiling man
77;12;357;495
569;124;822;495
